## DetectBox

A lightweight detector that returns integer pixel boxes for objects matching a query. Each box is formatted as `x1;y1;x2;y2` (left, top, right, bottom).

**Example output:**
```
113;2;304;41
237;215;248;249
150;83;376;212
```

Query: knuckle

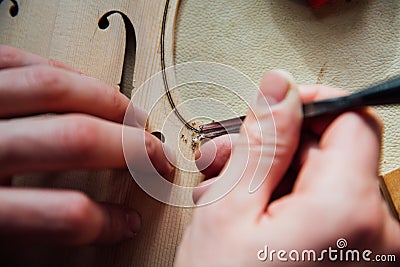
64;193;93;228
27;66;67;99
62;192;100;242
0;45;19;66
89;81;127;122
59;115;99;157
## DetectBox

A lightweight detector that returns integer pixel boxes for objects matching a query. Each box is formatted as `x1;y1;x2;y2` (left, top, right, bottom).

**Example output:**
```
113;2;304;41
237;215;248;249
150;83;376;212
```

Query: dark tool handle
200;76;400;139
302;76;400;118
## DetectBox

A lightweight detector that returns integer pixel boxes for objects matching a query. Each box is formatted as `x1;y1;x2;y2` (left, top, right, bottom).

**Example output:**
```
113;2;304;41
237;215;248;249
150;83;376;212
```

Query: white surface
175;0;400;173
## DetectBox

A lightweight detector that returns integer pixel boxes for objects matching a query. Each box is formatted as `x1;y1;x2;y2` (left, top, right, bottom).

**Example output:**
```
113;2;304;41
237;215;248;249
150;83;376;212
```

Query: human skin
0;45;174;245
175;71;400;266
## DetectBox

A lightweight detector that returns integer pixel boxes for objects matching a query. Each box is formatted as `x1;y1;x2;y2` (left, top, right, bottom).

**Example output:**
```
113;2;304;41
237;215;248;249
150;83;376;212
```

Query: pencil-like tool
199;76;400;139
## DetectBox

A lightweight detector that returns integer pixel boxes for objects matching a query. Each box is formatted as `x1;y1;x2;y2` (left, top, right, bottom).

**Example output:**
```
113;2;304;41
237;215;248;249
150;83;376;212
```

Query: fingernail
195;139;217;172
258;69;295;106
126;210;141;235
134;106;148;129
163;144;176;170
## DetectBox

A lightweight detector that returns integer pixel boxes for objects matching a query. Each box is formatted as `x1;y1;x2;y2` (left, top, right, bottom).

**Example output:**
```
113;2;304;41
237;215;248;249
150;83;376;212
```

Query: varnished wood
382;168;400;220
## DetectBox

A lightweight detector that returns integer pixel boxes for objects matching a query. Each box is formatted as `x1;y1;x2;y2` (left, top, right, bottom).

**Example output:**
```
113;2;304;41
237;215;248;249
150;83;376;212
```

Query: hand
0;46;173;245
175;71;400;266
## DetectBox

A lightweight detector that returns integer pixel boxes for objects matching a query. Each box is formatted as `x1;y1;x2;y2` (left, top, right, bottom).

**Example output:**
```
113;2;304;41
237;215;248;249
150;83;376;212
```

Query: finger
298;84;346;103
0;114;174;179
253;130;320;202
266;131;319;202
198;70;303;217
296;110;382;195
291;130;320;172
0;188;141;245
195;85;345;178
0;45;80;73
0;65;147;124
195;134;239;179
194;84;346;205
192;168;298;207
194;85;348;201
299;84;348;136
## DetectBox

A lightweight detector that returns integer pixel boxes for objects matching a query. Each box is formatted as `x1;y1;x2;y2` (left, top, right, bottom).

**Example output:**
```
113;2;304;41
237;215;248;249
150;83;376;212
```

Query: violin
0;0;197;266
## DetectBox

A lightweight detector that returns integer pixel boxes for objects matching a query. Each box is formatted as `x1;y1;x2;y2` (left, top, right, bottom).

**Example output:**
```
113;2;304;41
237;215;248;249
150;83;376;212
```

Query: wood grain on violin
0;1;200;266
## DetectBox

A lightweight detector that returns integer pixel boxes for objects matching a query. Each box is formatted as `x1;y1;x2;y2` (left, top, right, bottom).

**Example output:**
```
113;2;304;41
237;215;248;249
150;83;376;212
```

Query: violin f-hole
0;0;19;17
98;11;136;98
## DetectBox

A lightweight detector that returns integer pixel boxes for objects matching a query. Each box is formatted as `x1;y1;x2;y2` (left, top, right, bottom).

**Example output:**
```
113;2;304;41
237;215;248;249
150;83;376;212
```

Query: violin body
0;1;199;266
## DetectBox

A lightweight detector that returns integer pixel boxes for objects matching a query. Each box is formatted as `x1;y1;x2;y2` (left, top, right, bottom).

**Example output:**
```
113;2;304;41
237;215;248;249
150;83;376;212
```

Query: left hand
0;46;174;245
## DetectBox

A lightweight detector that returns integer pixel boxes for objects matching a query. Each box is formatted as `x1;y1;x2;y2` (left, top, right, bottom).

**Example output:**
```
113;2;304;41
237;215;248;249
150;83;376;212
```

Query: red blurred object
308;0;329;8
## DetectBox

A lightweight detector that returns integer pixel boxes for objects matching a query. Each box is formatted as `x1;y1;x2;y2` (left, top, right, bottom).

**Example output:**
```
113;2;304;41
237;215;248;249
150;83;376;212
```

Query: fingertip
94;203;142;245
125;209;142;235
162;143;177;179
134;106;148;129
141;131;175;178
269;69;296;87
195;139;217;175
123;103;147;130
195;147;201;161
195;135;236;178
259;70;294;105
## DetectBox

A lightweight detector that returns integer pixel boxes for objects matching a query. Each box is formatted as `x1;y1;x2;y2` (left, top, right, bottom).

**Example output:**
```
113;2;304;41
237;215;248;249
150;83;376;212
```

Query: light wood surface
0;0;201;266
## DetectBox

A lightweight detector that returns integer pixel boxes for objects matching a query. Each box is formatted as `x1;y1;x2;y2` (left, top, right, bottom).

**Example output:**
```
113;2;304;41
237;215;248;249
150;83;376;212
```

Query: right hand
176;71;399;266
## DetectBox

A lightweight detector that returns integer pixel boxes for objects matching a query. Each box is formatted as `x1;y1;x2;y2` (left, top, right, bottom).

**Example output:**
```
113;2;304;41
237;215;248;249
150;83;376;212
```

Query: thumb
242;70;303;193
198;70;302;216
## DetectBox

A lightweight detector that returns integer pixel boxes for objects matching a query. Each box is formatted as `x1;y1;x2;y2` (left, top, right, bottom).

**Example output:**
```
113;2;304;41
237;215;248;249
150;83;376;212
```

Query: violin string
161;0;200;134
